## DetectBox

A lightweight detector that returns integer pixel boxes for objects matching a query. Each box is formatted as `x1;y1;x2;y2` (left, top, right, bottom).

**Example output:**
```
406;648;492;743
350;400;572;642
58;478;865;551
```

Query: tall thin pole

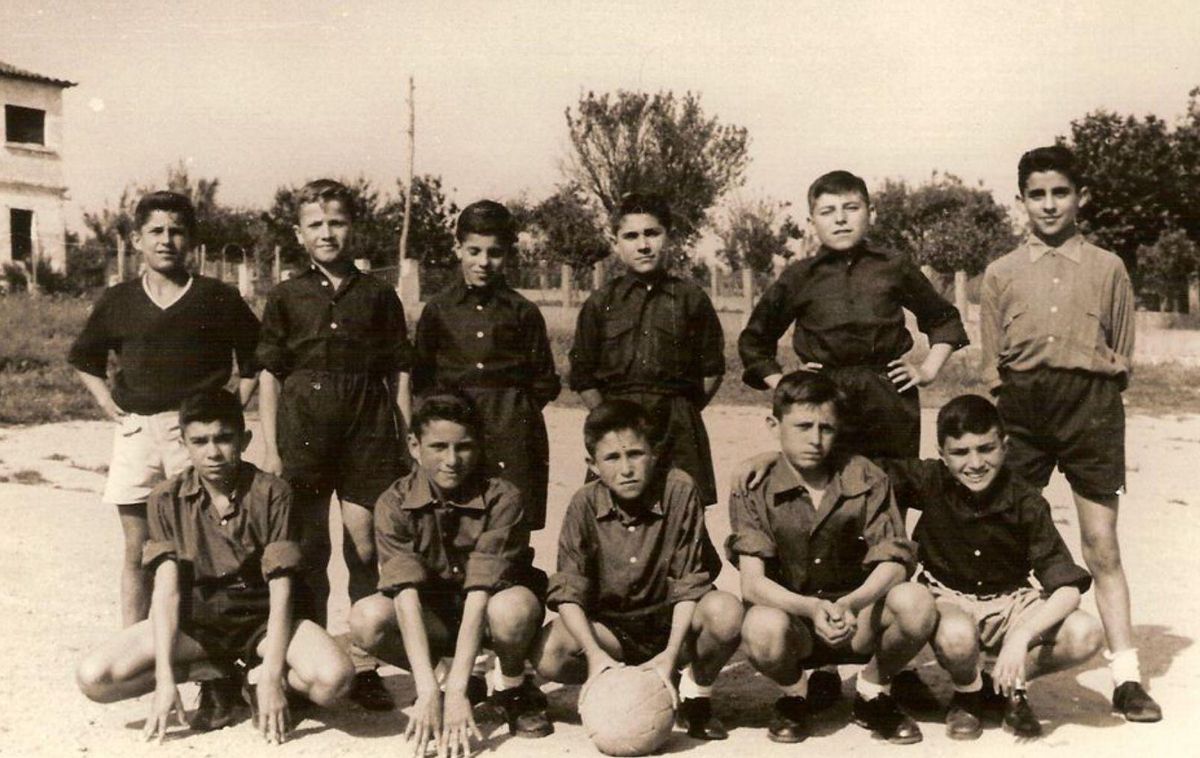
398;76;415;274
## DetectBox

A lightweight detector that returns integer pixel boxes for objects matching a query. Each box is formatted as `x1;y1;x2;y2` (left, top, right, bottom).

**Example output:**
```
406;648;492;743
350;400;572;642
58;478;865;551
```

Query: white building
0;60;75;273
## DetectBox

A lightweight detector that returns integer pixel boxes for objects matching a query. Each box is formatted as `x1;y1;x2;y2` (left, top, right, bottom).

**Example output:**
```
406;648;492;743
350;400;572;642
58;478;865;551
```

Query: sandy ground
1;405;1198;757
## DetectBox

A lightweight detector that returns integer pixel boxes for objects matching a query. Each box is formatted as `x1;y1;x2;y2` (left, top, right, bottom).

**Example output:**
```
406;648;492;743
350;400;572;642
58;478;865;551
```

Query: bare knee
741;607;796;666
532;620;580;680
307;656;355;706
886;583;937;639
1080;533;1123;577
76;655;117;703
933;613;979;665
349;596;395;653
487;588;543;643
1056;612;1104;664
696;591;743;645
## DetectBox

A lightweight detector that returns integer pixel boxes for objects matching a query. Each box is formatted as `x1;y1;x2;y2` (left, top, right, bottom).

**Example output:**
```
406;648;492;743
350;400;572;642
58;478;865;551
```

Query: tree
265;176;394;270
529;184;610;270
563;90;751;262
714;197;801;274
388;174;459;269
1136;229;1200;311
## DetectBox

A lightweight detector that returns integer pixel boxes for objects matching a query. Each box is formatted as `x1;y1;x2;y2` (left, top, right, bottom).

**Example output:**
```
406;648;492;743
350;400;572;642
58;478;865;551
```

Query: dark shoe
677;697;728;740
475;678;553;738
1112;681;1163;723
945;691;984;740
853;693;923;744
192;679;242;732
349;670;394;712
767;696;808;743
892;669;941;714
466;674;489;707
807;669;842;711
1002;690;1042;738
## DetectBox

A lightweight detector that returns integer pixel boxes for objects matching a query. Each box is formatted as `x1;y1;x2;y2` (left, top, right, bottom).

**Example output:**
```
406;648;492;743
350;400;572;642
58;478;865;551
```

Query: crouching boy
349;394;551;758
729;372;935;745
884;395;1102;739
533;400;743;741
76;390;354;745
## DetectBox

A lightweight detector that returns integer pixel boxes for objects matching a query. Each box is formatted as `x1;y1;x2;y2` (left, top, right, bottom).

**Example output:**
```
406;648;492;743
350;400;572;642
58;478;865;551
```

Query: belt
918;567;1014;602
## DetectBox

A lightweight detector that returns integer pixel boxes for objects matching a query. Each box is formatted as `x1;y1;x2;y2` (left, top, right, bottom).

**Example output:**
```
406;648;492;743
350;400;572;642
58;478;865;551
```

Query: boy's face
809;192;872;251
1018;170;1089;244
614;213;668;275
939;427;1006;494
294;200;353;266
770;401;838;474
456;233;508;288
181;419;247;486
409;419;479;494
132;210;192;275
588;428;656;503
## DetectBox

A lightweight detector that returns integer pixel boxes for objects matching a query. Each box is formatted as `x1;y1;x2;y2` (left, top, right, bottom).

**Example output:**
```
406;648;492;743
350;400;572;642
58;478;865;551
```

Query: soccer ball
578;666;677;756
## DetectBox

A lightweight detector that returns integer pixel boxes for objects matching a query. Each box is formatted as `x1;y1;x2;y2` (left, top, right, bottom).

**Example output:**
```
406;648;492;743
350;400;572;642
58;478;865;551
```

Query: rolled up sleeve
261;480;301;578
695;292;726;379
546;498;594;610
142;489;178;569
861;482;918;574
526;306;562;407
737;274;794;389
262;541;303;577
374;489;429;594
381;288;413;374
567;298;603;393
255;290;291;377
900;259;969;349
725;490;777;565
1026;494;1093;594
979;267;1004;390
230;292;263;376
667;489;719;604
67;291;115;378
462;484;529;592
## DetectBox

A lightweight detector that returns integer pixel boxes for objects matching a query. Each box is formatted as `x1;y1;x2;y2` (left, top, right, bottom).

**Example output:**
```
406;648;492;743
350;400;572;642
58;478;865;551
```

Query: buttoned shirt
980;234;1135;389
257;266;412;378
547;469;720;619
738;244;968;389
569;272;725;398
142;462;301;586
726;453;916;596
374;470;535;596
882;458;1092;596
413;279;559;405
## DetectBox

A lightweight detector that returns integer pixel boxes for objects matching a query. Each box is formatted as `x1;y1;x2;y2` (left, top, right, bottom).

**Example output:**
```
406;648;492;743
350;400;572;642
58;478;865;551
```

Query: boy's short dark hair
178;388;245;435
133;191;197;234
807;170;870;211
583;399;653;457
456;200;518;247
772;370;846;421
610;192;672;234
1017;145;1085;193
411;392;483;440
936;393;1004;446
296;178;356;221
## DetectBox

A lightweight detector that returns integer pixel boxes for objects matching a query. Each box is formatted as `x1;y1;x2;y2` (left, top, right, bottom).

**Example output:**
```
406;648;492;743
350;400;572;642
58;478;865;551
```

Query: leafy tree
563;90;751;262
265;176;395;270
714;197;801;274
388;174;460;270
529;184;610;269
1136;229;1200;311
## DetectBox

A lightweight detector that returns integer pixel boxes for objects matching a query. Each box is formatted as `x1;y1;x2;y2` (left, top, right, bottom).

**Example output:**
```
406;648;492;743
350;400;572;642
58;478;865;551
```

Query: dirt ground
1;405;1197;757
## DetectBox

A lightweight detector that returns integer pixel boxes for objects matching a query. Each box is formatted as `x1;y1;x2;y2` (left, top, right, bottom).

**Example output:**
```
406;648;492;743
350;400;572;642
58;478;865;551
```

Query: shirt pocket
652;320;688;376
449;513;485;553
1068;308;1103;358
600;315;639;375
493;323;525;354
1001;301;1036;355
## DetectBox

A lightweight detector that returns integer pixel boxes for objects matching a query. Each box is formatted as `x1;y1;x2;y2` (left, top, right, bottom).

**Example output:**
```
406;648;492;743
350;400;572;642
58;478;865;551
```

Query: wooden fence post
561;263;573;307
741;267;754;327
273;245;281;283
954;270;969;319
116;236;126;281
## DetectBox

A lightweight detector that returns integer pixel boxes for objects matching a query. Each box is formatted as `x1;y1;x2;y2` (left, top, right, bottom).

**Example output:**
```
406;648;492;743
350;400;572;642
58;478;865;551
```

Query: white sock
856;675;891;701
1107;648;1141;686
780;671;808;698
678;666;713;701
492;659;525;692
953;669;983;694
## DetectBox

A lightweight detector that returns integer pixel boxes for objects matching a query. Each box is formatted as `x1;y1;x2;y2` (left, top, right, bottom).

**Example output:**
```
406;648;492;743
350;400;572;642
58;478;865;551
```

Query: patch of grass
44;453;68;461
0;469;50;486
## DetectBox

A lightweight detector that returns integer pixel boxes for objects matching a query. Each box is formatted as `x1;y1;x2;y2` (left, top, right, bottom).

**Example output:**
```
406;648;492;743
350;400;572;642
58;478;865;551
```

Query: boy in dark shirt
256;179;411;709
729;372;936;745
413;200;559;529
76;390;354;745
738;170;968;461
69;191;260;629
349;394;551;756
568;193;725;506
883;394;1102;739
533;400;743;741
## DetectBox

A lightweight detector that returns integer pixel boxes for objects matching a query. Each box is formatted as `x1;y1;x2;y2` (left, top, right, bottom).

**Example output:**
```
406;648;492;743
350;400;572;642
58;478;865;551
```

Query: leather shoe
853;693;923;744
807;669;842;711
677;697;728;740
349;670;394;712
192;678;242;732
1112;682;1163;723
945;691;984;740
767;696;808;743
1002;690;1042;737
892;669;941;714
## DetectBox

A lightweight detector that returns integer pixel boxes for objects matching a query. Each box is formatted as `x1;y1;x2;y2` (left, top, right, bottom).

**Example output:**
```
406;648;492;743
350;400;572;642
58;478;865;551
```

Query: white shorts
102;411;191;505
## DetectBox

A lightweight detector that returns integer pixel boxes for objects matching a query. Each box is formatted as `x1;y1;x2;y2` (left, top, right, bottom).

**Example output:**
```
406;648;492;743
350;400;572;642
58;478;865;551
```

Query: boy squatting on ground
76;389;355;746
980;145;1161;722
349;393;552;758
533;399;744;741
728;371;937;745
738;170;968;462
68;191;261;633
413;200;559;531
568;192;725;507
256;178;412;711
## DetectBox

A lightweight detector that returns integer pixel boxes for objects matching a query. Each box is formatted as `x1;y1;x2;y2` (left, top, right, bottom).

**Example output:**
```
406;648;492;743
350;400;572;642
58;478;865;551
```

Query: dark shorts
460;386;550;530
279;370;408;506
594;389;717;505
181;579;315;667
744;600;871;668
826;365;920;460
598;607;675;666
997;368;1126;498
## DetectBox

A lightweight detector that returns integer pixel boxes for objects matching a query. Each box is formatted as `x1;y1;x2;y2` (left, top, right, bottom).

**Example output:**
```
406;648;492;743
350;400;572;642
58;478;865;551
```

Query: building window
10;209;34;262
5;105;46;145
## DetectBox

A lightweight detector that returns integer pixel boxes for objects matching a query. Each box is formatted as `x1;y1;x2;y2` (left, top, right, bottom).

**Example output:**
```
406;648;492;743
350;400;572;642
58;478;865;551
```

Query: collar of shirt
1027;233;1084;264
765;454;877;533
179;462;255;520
612;271;678;300
593;477;666;524
303;264;361;294
446;277;520;308
401;469;488;512
811;242;888;267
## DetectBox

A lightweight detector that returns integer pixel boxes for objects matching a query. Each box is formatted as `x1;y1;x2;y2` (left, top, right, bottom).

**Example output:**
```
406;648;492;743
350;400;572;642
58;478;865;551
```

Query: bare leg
531;617;623;685
1074;492;1133;653
682;591;743;686
116;504;151;627
485;587;544;678
1026;610;1104;681
741;605;812;686
930;602;982;687
77;620;209;703
258;620;354;706
857;583;937;685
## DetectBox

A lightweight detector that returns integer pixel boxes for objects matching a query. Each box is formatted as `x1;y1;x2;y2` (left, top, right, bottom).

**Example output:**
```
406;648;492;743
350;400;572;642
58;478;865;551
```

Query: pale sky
4;0;1199;231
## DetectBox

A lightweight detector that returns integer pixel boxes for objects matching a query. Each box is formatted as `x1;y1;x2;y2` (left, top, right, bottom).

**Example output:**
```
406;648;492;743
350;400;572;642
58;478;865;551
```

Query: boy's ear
867;202;877;226
765;413;780;438
584;454;599;479
292;224;304;247
239;429;253;454
1077;186;1091;209
406;432;421;461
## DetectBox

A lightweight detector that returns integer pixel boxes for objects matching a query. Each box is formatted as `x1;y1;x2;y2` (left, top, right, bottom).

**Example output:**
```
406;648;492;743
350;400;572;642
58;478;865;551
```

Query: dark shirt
143;462;301;586
726;453;916;597
413;279;559;405
738;244;969;389
257;266;412;378
68;276;260;414
569;272;725;398
374;470;535;596
883;459;1092;596
547;469;721;619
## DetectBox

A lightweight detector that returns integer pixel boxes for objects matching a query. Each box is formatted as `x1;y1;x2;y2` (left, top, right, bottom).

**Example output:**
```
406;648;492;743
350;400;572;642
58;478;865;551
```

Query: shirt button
476;305;484;311
1053;277;1061;284
497;460;506;469
476;331;484;338
976;581;983;587
451;566;460;573
973;549;981;557
321;280;329;287
330;322;338;330
1047;335;1056;343
627;525;636;532
475;362;484;369
813;558;822;564
1050;306;1058;314
629;556;638;564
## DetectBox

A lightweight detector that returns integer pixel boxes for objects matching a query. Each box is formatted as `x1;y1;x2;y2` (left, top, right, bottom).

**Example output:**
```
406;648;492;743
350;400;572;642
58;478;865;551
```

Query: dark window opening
10;209;33;262
5;105;46;145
